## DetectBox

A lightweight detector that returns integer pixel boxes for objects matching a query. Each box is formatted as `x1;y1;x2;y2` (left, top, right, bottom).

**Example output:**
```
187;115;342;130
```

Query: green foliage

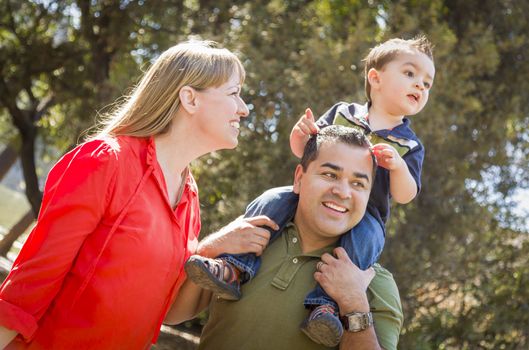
1;0;528;347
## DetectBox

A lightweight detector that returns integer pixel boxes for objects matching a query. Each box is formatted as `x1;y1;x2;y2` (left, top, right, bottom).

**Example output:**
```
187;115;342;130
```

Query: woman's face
194;72;249;150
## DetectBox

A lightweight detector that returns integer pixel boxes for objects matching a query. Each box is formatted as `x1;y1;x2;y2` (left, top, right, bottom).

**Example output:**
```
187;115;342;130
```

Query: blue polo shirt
316;102;424;226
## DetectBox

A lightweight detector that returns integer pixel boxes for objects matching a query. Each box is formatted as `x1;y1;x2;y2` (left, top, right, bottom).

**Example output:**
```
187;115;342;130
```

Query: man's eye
322;172;337;179
352;181;366;188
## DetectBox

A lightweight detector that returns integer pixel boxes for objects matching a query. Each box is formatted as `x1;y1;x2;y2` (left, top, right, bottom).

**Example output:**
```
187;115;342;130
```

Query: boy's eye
405;70;414;78
424;82;431;89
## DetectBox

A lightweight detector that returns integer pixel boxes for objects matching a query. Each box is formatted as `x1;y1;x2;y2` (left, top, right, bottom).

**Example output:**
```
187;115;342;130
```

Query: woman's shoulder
75;135;149;161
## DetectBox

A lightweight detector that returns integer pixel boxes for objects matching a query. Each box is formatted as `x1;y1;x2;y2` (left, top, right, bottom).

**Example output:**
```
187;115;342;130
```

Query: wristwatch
341;311;374;332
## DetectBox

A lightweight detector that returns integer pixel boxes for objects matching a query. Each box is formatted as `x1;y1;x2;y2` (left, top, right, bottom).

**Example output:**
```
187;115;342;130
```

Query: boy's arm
290;103;346;158
372;144;417;204
290;108;319;158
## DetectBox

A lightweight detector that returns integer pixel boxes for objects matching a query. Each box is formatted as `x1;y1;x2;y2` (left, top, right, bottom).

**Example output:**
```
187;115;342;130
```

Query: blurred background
1;0;528;349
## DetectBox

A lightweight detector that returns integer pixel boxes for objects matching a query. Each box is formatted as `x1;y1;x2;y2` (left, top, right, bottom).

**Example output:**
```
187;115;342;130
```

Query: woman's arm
0;141;118;340
0;326;17;349
164;215;277;324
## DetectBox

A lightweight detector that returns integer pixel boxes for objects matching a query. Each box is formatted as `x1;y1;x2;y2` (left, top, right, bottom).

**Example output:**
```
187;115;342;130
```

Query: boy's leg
220;185;299;282
339;211;385;270
300;212;385;346
301;283;342;347
185;186;299;300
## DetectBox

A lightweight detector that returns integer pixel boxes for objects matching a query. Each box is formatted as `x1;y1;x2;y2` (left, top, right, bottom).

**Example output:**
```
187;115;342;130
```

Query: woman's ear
179;86;198;114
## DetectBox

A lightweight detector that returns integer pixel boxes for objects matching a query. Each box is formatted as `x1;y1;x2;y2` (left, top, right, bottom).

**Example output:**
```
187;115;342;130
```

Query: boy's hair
300;125;377;179
364;35;434;102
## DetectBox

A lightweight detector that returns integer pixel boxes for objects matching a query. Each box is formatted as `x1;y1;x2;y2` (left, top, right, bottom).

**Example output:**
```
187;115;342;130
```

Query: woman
0;41;275;349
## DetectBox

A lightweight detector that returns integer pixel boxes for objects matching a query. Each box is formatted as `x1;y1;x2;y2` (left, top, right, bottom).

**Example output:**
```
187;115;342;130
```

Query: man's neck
292;216;339;254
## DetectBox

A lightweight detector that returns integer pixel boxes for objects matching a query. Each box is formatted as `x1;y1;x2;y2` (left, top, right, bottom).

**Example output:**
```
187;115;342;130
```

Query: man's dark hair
300;125;377;178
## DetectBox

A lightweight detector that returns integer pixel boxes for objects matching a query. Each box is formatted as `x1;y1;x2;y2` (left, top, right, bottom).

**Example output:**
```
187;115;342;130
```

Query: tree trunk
0;210;35;257
19;126;42;217
0;144;18;179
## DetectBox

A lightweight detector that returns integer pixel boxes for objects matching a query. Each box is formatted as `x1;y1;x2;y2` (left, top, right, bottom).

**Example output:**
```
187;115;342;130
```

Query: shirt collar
284;222;337;257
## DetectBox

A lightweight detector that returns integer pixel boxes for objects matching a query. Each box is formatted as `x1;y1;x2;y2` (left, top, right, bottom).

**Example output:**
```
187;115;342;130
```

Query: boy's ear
293;164;304;194
367;68;381;90
179;86;198;114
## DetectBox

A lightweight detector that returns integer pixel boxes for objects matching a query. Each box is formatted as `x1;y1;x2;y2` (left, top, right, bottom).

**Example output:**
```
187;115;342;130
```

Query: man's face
293;141;373;249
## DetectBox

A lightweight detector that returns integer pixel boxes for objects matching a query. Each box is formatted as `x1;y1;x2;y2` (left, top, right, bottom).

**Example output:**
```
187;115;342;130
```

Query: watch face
343;312;373;332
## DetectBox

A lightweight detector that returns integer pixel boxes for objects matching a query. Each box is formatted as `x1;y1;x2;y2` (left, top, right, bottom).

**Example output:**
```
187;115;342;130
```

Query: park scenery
1;1;528;349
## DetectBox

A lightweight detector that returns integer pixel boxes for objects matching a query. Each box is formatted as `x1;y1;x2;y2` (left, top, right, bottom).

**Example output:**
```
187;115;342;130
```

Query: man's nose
331;181;352;199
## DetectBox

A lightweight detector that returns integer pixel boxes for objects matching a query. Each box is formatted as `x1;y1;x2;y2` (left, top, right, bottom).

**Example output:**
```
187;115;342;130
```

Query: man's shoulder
369;263;400;300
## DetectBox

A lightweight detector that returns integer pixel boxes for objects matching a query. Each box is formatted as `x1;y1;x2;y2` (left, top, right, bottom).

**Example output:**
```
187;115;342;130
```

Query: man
167;126;403;349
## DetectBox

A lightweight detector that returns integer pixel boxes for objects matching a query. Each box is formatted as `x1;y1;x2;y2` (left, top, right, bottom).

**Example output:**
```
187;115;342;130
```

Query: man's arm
315;248;402;350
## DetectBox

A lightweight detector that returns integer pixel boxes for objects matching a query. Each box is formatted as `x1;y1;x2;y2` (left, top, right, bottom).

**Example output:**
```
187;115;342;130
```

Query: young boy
185;35;435;347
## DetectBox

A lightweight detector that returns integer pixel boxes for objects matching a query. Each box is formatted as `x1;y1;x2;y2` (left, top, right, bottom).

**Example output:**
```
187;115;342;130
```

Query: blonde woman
0;41;275;349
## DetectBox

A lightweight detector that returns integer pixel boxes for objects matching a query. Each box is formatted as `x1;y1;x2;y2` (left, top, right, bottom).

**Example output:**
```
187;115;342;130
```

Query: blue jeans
220;186;385;309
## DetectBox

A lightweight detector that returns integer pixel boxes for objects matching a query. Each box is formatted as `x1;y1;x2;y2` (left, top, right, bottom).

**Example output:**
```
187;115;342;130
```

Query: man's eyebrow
320;162;342;171
353;172;371;184
321;162;371;183
403;62;434;81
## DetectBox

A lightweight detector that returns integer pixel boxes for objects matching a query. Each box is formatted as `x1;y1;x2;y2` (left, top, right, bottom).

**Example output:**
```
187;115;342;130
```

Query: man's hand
290;108;320;158
314;247;375;314
196;216;277;258
372;143;405;171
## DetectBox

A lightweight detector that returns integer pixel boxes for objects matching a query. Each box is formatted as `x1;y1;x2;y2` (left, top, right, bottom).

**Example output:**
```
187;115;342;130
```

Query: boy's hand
290;108;320;158
292;108;319;136
372;143;405;171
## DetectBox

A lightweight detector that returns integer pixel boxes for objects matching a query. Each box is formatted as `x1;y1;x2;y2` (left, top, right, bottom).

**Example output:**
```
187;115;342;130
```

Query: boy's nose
415;81;425;90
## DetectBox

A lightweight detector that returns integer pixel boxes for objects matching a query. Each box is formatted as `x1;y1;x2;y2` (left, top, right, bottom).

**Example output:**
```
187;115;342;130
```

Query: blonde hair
90;41;245;139
364;35;434;102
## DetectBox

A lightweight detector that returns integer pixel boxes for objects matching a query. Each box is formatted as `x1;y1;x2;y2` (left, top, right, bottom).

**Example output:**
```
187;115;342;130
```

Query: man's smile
322;201;348;213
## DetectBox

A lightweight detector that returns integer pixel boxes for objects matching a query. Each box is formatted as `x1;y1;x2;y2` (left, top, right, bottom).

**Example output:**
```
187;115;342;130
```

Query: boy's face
369;49;435;117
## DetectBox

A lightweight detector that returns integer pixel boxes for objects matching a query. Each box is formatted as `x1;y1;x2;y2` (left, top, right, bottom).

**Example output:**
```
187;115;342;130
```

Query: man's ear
293;164;304;194
179;86;198;114
367;68;381;90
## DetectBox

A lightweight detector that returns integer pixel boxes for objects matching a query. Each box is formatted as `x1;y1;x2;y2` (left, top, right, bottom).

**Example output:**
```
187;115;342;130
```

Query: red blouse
0;136;200;349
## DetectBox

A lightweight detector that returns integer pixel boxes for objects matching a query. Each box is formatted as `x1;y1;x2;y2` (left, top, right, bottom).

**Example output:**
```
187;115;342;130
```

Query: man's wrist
341;311;374;332
337;293;370;315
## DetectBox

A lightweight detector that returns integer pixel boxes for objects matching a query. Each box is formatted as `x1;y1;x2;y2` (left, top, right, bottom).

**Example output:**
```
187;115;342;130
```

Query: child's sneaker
300;304;343;347
184;255;241;300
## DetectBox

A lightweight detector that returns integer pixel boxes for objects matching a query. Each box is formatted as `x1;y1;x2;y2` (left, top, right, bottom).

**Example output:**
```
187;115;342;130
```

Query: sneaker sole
300;316;342;347
184;257;241;301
